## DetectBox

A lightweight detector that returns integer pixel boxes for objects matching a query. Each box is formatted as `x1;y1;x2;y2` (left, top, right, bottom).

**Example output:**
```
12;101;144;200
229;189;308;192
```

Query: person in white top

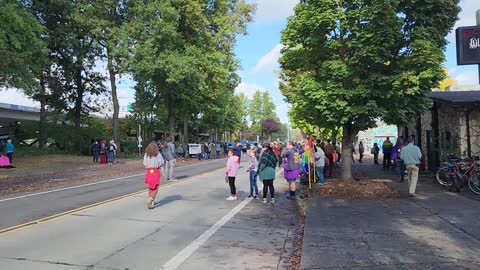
143;143;165;209
314;144;326;186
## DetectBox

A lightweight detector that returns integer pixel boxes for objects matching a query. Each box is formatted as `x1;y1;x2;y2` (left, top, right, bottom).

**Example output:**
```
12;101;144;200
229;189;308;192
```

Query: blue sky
1;0;479;122
235;0;480;124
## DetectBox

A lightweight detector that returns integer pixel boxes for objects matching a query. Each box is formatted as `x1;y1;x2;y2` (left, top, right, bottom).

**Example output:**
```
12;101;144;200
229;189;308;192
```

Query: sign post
456;19;480;84
477;9;480;84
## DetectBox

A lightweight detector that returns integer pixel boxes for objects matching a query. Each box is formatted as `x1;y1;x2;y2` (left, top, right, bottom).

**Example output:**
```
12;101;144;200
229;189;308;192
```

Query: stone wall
400;103;480;171
437;102;462;157
460;110;480;157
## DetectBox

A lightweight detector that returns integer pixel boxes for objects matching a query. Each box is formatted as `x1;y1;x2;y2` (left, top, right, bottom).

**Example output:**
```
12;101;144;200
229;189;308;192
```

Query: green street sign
127;104;133;112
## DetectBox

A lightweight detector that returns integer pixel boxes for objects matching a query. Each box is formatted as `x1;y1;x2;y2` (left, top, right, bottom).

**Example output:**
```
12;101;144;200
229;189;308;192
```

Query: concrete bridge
0;102;40;137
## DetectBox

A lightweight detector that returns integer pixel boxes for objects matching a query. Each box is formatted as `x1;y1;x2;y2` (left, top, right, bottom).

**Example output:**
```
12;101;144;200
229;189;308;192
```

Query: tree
438;68;457;91
262;118;281;140
280;0;460;179
75;0;131;141
32;0;106;130
0;0;47;90
129;0;254;140
249;90;279;137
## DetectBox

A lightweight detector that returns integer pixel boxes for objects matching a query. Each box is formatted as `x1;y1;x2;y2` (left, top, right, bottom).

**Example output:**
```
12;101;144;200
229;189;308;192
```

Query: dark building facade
399;91;480;171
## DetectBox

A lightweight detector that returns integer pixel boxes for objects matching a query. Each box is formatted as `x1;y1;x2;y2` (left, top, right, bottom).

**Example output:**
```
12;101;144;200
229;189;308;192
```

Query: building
357;122;398;153
399;91;480;171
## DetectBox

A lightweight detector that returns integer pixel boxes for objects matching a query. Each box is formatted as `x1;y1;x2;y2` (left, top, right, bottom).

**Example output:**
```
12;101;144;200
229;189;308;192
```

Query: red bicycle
436;154;480;194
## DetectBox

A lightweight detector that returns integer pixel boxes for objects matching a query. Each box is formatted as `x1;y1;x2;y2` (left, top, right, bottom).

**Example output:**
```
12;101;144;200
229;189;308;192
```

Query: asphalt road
0;156;289;270
0;158;228;231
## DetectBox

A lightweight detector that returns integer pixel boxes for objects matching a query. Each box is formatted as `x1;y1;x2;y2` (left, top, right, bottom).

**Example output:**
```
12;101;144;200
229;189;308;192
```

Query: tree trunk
183;113;188;143
340;123;358;180
74;69;83;128
332;128;338;145
108;54;119;142
168;92;176;139
39;77;47;149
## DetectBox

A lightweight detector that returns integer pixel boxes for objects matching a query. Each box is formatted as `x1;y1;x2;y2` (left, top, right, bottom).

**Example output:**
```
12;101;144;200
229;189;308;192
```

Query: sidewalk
300;159;480;269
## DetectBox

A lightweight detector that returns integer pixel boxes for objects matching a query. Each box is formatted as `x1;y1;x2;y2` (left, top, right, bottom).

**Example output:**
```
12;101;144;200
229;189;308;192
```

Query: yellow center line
0;168;223;236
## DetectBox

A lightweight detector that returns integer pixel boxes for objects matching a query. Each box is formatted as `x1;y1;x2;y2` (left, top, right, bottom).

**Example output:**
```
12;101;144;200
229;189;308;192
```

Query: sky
1;0;479;123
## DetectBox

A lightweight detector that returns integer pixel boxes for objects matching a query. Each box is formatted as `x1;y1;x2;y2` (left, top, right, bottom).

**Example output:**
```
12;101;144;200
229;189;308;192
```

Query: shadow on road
154;195;183;208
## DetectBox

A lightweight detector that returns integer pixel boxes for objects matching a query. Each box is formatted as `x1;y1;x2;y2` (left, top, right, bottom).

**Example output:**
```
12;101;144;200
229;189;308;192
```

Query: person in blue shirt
400;137;422;197
6;139;14;164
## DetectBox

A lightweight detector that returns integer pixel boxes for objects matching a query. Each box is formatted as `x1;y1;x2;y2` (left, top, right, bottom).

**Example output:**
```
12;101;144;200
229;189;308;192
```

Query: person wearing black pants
258;143;278;204
225;149;240;201
228;177;236;195
262;179;274;201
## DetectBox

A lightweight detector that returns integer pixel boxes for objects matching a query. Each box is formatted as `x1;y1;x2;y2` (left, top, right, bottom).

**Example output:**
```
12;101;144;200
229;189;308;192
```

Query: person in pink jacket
225;149;240;201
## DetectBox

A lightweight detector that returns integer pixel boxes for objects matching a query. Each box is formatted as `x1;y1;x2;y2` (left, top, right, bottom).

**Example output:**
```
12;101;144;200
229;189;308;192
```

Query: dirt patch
11;154;94;169
313;179;400;199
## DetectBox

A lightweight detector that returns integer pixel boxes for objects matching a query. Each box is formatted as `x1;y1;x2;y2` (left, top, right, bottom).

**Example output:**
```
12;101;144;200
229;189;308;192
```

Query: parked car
240;140;249;152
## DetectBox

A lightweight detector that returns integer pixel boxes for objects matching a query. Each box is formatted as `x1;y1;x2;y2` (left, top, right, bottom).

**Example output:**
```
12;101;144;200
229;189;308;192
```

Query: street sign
127;104;133;112
456;26;480;65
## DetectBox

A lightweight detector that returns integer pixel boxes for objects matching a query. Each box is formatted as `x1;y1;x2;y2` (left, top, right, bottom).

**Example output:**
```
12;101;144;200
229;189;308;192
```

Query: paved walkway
301;159;480;269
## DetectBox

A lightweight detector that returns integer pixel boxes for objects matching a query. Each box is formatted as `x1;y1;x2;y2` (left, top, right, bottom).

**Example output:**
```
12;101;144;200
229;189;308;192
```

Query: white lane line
159;169;284;270
0;161;225;203
0;174;143;203
159;197;252;270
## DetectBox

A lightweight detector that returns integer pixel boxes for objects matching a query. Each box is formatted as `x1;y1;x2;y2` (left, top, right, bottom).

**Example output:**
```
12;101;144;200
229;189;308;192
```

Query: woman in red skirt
143;143;165;209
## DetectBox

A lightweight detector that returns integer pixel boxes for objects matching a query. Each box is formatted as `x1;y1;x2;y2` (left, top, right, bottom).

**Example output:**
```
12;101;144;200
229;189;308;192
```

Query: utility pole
477;9;480;84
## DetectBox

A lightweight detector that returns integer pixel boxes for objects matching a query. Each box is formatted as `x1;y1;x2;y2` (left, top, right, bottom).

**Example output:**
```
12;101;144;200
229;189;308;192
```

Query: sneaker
409;193;416;197
254;195;258;199
270;198;275;204
147;198;154;209
316;182;323;186
226;196;235;201
248;194;253;198
262;198;267;204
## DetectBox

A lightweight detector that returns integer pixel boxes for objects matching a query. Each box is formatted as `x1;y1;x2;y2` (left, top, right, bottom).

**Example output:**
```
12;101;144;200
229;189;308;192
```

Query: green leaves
280;0;460;135
0;0;47;90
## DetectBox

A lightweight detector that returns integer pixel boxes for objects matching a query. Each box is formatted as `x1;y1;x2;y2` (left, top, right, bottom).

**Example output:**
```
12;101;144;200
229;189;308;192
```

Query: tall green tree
280;0;460;179
75;0;131;141
129;0;253;139
0;0;47;90
32;0;106;129
249;90;278;137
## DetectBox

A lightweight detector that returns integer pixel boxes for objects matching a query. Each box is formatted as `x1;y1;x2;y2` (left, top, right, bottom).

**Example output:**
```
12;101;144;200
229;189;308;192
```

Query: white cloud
0;88;39;107
235;82;266;98
275;102;290;124
448;0;479;42
252;44;284;73
249;0;298;24
454;69;479;85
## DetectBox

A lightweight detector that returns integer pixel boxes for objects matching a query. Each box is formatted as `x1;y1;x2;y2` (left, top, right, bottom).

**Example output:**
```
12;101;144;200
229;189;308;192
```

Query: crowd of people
140;136;422;209
91;139;118;164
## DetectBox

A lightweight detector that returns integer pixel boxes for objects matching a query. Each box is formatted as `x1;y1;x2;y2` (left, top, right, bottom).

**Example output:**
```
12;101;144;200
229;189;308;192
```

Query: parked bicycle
435;153;480;194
